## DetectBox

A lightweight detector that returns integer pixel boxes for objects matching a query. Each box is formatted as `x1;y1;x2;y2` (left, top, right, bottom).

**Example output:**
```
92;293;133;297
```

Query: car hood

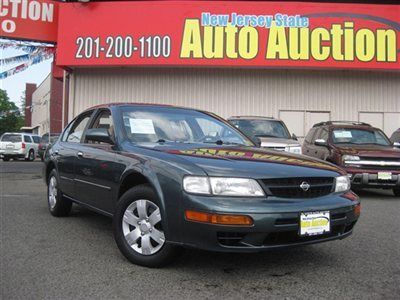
258;137;300;147
335;144;400;158
139;143;345;178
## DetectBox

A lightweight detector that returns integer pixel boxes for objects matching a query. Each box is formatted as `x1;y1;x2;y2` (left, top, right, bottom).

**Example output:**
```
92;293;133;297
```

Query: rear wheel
2;157;10;161
47;169;72;217
26;150;35;161
393;188;400;197
113;184;180;267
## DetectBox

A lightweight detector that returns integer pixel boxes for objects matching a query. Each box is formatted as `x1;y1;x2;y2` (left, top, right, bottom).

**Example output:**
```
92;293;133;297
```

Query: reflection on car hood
336;144;400;158
258;137;300;147
145;143;344;178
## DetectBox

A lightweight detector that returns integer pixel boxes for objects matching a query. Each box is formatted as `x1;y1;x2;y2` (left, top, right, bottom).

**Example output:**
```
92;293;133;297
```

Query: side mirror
393;142;400;148
292;133;298;140
315;139;328;147
85;128;114;145
253;137;262;147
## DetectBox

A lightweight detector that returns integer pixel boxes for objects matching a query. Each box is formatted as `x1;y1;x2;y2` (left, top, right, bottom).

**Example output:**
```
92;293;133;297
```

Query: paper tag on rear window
129;119;156;134
334;131;352;138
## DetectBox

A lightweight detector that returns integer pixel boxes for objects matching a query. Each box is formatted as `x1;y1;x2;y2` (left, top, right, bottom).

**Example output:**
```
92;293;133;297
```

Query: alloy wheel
48;176;58;209
122;199;165;255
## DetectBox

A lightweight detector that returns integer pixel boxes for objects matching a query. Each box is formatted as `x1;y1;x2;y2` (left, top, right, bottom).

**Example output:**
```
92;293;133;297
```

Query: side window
32;136;40;143
311;128;322;143
24;135;32;143
304;128;317;144
86;110;114;144
66;113;92;143
320;128;329;141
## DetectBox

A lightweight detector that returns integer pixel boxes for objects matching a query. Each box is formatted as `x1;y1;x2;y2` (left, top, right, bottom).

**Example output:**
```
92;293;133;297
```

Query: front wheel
393;188;400;197
2;157;10;161
113;184;180;267
47;169;72;217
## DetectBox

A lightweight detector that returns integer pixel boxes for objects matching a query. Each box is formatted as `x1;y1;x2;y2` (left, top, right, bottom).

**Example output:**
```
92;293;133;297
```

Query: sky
0;46;52;108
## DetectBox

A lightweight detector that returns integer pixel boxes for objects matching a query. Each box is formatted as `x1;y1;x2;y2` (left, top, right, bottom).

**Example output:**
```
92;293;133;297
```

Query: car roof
81;102;222;119
228;116;280;121
312;121;374;129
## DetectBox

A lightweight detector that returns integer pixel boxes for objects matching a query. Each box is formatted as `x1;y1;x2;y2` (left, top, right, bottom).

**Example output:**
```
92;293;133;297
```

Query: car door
304;128;321;158
316;127;330;160
56;112;93;199
74;109;118;214
303;127;317;157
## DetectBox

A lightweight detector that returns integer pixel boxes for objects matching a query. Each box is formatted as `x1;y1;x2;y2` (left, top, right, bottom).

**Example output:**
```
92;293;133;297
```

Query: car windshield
332;128;391;146
1;134;22;142
119;106;253;146
230;119;291;139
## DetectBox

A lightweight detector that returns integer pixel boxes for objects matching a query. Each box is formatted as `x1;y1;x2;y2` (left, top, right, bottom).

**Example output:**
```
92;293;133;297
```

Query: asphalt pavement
1;160;399;299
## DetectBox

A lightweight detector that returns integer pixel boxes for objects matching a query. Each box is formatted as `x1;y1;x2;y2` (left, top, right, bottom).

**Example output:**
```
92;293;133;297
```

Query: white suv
0;133;39;161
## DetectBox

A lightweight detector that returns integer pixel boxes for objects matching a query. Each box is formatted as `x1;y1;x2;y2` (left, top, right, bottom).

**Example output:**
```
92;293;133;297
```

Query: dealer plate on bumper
378;172;392;180
300;211;330;236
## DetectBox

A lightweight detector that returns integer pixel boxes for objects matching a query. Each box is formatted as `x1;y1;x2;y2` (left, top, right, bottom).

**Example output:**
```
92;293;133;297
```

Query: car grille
261;177;334;198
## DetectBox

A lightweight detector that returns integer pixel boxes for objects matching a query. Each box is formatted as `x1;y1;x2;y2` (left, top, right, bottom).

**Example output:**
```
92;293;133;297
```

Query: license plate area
300;211;330;236
378;172;392;180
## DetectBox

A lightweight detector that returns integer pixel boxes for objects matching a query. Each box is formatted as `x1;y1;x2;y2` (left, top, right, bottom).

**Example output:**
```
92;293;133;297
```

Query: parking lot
1;160;399;299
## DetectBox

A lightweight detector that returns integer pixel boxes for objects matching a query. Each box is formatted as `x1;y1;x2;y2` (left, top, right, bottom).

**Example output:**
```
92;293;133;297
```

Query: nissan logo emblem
300;181;311;191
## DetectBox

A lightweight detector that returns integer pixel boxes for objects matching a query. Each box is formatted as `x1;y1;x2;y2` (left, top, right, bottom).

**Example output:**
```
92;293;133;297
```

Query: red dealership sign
0;0;58;43
57;1;400;70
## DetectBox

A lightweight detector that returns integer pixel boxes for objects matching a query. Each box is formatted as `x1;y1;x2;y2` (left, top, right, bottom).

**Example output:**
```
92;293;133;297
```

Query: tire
47;169;72;217
113;184;180;267
393;188;400;197
40;155;44;162
2;157;10;161
26;150;35;161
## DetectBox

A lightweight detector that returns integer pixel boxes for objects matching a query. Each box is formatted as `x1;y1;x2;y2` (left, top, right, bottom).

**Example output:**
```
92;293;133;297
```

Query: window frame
61;110;94;144
83;108;115;144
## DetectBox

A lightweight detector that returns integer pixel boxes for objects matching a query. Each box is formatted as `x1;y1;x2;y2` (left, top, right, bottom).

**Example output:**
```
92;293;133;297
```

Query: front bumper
180;193;359;252
345;167;400;189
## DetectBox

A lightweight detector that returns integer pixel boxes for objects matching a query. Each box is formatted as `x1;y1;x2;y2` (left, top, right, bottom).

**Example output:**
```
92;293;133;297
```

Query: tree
0;89;25;135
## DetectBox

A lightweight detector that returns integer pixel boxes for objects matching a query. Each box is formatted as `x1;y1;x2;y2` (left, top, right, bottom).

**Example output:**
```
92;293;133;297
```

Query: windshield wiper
203;140;245;146
156;139;193;144
255;134;280;138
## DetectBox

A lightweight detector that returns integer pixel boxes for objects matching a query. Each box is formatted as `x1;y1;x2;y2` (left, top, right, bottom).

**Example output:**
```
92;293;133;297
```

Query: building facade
58;1;400;138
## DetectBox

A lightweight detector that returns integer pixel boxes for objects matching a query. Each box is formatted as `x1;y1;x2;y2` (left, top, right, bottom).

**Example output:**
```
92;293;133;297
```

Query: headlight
342;155;360;161
287;146;302;154
335;175;351;193
183;176;210;195
183;176;265;197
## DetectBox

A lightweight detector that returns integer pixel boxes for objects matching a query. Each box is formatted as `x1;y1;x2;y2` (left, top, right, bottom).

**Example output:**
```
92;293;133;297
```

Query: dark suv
303;121;400;196
44;104;360;267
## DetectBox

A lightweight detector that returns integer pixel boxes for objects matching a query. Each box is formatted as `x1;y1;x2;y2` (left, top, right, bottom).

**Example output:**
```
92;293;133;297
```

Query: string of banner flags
0;41;55;80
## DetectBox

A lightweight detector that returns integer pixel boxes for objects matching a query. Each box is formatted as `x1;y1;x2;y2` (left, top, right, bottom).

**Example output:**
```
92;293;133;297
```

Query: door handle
77;151;84;158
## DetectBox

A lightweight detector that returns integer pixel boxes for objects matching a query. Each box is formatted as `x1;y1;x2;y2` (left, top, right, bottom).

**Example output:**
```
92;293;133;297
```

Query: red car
303;121;400;196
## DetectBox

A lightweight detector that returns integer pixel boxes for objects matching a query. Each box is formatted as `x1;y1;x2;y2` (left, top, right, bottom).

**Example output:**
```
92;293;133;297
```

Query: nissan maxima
44;104;360;267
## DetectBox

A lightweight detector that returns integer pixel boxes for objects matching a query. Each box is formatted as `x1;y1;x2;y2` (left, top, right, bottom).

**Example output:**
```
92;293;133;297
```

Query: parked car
390;128;400;147
0;132;38;161
302;121;400;196
44;104;360;267
38;133;60;161
228;116;302;154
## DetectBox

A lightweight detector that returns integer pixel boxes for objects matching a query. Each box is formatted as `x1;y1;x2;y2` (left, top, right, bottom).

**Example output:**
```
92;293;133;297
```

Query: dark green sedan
44;104;360;267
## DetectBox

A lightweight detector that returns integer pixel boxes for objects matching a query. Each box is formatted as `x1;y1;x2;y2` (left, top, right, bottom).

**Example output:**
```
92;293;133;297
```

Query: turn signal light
355;204;361;217
341;191;359;202
185;210;253;226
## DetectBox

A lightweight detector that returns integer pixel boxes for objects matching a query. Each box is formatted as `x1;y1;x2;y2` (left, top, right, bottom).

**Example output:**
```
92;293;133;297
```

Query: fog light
185;210;253;226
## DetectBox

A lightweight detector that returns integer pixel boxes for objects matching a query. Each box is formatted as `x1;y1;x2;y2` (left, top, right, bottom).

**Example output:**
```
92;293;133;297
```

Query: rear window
32;136;40;143
1;134;22;142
